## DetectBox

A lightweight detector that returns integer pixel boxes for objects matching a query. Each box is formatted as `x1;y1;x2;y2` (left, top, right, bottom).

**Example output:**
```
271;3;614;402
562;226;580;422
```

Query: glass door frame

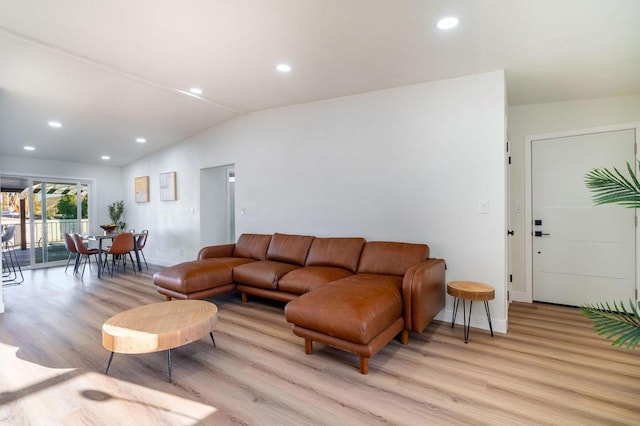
2;174;96;269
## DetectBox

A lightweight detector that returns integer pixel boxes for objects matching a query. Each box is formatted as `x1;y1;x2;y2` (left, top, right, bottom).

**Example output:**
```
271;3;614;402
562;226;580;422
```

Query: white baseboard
146;257;177;268
509;290;531;303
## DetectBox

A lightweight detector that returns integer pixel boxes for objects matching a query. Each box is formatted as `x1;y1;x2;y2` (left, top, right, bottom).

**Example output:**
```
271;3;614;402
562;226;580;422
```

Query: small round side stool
447;281;495;343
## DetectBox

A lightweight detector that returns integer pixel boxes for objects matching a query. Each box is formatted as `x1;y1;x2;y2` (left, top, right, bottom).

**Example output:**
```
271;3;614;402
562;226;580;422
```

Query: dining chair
2;225;23;285
104;232;136;277
71;233;99;278
2;225;15;250
136;229;149;270
62;233;79;273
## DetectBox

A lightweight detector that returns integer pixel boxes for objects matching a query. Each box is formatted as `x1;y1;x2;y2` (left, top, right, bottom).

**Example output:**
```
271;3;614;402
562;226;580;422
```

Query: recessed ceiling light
437;17;459;30
24;146;36;151
189;87;203;95
136;137;146;143
276;64;291;72
48;121;62;128
101;155;110;160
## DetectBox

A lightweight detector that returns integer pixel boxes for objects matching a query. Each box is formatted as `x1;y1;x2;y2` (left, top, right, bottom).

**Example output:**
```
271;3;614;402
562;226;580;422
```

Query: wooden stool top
447;281;495;301
102;300;218;354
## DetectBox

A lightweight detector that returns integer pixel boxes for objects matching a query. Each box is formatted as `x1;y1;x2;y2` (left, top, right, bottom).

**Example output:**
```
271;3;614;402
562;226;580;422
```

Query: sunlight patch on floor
63;372;218;424
0;342;217;424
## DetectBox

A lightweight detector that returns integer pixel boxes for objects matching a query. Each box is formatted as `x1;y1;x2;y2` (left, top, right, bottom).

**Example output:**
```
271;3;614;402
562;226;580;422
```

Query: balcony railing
2;219;90;248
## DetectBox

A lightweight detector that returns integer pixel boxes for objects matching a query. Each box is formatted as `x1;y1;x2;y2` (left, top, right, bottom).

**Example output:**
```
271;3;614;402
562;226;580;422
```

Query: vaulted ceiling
1;0;639;166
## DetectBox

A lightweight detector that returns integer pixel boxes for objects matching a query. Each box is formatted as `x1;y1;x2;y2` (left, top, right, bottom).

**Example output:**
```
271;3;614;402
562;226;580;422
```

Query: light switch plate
479;200;489;214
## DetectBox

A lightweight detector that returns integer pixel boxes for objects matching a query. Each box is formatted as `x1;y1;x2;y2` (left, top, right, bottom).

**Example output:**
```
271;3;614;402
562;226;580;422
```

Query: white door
532;129;636;306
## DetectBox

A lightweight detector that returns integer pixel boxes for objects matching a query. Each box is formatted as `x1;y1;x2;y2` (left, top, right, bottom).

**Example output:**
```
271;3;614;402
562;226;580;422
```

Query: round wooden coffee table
447;281;495;343
102;300;218;383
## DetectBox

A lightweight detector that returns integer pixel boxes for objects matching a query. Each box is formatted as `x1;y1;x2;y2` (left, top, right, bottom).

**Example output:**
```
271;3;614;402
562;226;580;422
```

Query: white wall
125;70;508;332
508;95;640;298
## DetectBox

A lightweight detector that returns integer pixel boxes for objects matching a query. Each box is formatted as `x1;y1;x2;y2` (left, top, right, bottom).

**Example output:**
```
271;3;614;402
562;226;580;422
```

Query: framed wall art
159;171;177;201
134;176;149;203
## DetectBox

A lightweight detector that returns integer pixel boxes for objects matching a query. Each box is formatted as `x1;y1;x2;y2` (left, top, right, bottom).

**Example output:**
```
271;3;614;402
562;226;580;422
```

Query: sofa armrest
402;258;446;333
197;244;235;260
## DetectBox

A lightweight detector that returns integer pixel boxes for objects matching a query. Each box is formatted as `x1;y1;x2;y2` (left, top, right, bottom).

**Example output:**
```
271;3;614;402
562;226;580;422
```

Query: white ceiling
0;0;639;166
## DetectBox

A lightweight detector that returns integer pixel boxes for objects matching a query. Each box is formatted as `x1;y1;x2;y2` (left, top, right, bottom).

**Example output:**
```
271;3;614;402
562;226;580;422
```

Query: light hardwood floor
0;265;639;425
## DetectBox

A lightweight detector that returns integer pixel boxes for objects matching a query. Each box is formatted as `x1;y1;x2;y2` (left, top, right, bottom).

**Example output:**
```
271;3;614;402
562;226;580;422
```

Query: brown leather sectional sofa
153;232;446;374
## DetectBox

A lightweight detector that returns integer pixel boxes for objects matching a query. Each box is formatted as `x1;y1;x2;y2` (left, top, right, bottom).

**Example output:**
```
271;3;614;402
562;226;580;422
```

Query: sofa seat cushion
232;260;301;290
153;257;254;293
285;274;403;345
277;266;353;294
333;273;403;292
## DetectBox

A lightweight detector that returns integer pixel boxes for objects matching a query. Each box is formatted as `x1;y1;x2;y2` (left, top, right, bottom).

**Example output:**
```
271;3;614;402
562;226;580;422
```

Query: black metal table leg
462;300;493;343
484;300;494;337
167;349;172;383
97;238;103;278
105;352;114;375
451;297;460;328
133;243;142;272
463;300;473;343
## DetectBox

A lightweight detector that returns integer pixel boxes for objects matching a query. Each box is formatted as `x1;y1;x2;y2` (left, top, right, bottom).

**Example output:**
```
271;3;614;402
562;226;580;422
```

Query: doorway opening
200;164;235;246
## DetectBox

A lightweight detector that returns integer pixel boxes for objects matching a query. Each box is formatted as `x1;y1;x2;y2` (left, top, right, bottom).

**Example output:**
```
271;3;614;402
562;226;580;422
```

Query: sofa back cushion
305;237;365;273
266;233;314;266
233;234;272;260
357;241;429;276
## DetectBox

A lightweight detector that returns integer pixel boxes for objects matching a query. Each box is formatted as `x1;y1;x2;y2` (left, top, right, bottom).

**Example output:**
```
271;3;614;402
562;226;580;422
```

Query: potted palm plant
106;200;126;232
583;162;640;349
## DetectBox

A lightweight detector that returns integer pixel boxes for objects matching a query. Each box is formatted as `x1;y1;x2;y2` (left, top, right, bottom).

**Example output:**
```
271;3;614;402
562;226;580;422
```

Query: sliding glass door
31;181;89;265
1;176;91;268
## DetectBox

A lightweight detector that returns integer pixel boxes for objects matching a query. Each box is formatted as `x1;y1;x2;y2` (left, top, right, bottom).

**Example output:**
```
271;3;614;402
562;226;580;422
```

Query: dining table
89;232;145;278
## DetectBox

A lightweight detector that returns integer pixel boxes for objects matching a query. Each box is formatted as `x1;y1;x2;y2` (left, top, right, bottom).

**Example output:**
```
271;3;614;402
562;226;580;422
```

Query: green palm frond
581;300;640;349
584;161;640;208
583;162;640;350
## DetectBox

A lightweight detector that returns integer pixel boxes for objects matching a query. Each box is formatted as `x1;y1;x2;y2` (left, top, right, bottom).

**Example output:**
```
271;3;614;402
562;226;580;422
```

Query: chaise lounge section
285;241;445;373
153;232;446;373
